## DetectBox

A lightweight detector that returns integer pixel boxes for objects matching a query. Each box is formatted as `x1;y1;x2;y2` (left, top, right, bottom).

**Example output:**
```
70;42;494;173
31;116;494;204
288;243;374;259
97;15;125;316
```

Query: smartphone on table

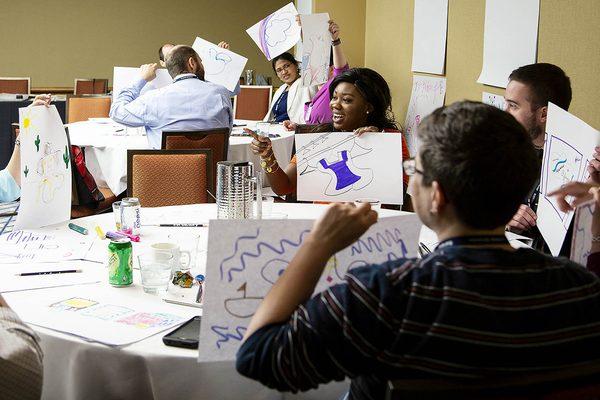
162;316;201;349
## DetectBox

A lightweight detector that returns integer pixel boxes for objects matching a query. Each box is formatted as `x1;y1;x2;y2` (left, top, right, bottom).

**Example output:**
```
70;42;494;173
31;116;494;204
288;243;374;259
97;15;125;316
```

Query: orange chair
161;128;229;190
386;362;600;400
0;77;30;94
66;95;111;123
74;79;109;95
233;85;272;120
127;149;213;207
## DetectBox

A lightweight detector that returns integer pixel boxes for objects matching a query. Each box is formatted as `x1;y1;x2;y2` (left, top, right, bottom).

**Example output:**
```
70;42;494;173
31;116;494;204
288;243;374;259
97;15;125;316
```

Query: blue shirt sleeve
0;169;20;202
109;78;159;128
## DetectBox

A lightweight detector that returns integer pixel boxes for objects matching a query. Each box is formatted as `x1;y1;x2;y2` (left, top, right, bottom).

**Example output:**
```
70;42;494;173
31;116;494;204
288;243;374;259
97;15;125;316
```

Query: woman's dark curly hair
329;67;398;130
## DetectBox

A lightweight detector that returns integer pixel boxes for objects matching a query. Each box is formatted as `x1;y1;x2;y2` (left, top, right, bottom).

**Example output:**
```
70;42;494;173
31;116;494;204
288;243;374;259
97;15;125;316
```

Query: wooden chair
386;362;600;400
127;149;213;207
74;79;109;95
66;94;111;123
161;128;229;190
0;77;30;94
233;85;272;120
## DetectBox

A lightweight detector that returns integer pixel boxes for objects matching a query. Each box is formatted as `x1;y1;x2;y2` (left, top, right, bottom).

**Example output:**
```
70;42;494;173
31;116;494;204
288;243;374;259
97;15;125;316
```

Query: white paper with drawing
246;2;301;61
404;75;446;156
192;37;247;92
478;0;539;88
198;215;421;361
482;92;506;110
571;203;595;267
112;67;172;99
411;0;448;75
295;132;404;204
299;13;331;87
537;103;600;256
11;285;189;346
0;229;93;264
16;106;71;229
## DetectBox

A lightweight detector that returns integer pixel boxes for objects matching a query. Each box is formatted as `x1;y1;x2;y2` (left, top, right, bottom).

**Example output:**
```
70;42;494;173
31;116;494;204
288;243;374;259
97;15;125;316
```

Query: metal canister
120;197;141;235
108;238;133;287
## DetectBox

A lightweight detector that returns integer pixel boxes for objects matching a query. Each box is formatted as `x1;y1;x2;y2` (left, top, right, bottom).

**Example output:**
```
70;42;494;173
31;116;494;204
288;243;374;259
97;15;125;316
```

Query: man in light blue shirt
110;44;238;149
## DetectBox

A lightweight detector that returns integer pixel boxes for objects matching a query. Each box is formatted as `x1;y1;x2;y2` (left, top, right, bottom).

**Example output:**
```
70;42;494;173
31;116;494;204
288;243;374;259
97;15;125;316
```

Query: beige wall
313;0;366;67
0;0;288;87
365;0;600;129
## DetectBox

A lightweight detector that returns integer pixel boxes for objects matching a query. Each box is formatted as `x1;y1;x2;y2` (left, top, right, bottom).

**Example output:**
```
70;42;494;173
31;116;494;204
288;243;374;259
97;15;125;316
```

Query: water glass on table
138;251;173;295
112;201;122;230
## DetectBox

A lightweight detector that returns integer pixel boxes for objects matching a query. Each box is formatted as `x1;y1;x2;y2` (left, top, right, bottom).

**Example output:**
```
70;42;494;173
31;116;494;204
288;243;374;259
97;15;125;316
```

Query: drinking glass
138;251;173;295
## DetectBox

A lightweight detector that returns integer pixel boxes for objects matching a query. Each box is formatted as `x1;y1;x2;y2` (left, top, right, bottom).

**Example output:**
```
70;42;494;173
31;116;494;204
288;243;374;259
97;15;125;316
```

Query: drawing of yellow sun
23;117;31;129
20;109;35;135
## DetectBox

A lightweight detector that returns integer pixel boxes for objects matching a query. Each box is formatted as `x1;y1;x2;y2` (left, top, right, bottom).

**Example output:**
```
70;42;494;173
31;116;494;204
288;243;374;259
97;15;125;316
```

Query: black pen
0;212;17;218
17;269;82;276
143;223;206;227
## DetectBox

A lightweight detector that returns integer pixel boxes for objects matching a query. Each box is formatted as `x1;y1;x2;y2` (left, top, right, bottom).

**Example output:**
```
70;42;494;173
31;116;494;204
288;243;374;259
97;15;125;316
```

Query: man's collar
173;73;197;82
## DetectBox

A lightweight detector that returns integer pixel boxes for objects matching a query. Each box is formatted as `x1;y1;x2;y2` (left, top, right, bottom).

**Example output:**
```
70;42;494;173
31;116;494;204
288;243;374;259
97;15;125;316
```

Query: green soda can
108;238;133;287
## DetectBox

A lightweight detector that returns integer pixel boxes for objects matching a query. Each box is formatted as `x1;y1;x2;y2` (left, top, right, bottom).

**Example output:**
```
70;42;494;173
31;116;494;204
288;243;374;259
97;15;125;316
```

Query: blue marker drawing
552;158;567;172
219;229;310;282
350;228;408;258
211;325;247;349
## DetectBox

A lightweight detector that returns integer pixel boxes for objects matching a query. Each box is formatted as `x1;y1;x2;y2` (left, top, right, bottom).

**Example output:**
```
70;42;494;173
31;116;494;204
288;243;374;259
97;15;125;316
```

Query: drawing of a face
330;82;371;131
274;59;298;84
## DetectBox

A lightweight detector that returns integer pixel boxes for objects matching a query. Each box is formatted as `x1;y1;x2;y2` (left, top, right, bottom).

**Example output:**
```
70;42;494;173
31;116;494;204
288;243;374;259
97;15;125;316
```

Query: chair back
233;85;272;120
127;149;213;207
66;95;111;123
386;362;600;400
0;77;30;94
161;128;229;190
74;79;109;95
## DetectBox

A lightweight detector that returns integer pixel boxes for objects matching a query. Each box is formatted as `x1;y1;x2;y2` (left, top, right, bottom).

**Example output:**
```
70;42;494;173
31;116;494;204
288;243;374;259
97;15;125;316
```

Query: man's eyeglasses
275;63;293;75
403;158;424;176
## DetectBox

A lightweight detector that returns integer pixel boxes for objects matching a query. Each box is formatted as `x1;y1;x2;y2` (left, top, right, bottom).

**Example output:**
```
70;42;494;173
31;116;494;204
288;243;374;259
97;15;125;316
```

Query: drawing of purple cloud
265;18;292;47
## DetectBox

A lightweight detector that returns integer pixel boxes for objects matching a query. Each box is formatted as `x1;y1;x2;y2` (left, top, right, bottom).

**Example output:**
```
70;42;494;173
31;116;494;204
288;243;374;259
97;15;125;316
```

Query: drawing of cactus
24;165;29;177
63;146;70;169
35;135;40;152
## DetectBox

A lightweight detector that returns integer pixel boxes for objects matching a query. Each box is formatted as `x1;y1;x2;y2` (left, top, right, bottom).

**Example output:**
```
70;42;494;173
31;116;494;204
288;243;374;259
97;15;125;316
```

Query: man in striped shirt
236;101;600;399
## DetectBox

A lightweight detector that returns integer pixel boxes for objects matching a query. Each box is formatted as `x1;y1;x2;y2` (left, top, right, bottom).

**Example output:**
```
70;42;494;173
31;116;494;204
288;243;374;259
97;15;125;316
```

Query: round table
66;119;295;195
3;203;404;400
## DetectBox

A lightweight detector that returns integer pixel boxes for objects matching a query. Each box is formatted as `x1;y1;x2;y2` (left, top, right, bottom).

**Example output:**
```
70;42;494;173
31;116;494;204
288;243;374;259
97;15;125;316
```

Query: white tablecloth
67;119;295;195
3;203;405;400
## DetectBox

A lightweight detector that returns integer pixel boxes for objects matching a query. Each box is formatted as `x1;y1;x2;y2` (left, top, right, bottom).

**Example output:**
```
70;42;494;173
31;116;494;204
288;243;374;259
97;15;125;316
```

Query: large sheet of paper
0;228;93;263
0;200;18;235
13;286;187;346
246;2;301;61
192;37;248;92
299;13;331;87
16;106;71;229
411;0;448;75
198;215;421;361
112;67;172;99
477;0;539;88
538;103;600;256
482;91;506;110
295;132;404;204
404;75;447;156
571;203;595;267
0;261;102;293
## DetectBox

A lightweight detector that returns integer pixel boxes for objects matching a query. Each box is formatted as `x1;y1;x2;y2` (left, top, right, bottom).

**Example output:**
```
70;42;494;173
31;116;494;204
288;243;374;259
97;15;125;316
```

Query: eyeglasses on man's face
275;63;293;75
403;158;424;177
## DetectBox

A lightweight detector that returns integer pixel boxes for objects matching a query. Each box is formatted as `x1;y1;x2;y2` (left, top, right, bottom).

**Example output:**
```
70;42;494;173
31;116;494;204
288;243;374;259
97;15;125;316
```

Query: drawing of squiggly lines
350;229;409;258
259;13;294;59
219;228;310;282
205;48;232;76
211;325;247;349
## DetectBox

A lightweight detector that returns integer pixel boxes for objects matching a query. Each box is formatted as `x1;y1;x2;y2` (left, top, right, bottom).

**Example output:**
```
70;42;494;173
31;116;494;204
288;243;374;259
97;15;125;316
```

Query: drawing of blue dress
319;150;361;190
